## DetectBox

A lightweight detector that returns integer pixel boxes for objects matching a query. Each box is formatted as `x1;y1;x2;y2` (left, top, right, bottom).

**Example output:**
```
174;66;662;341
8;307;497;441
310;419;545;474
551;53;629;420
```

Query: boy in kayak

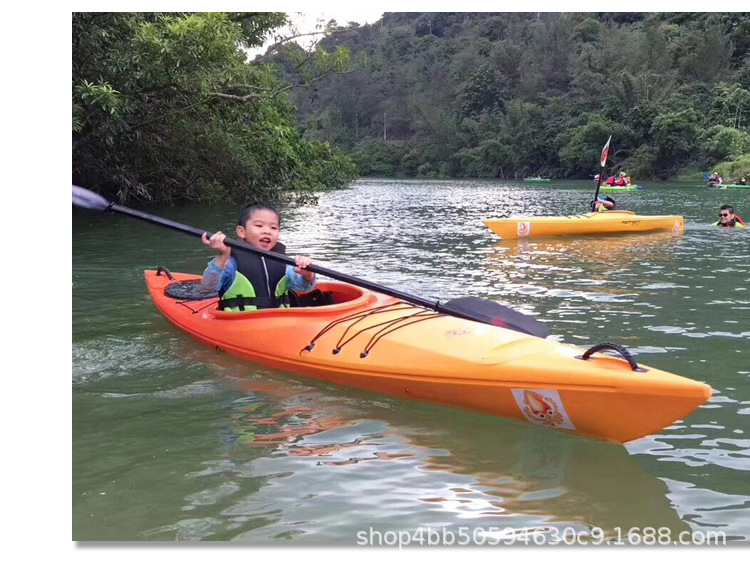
200;203;317;310
713;205;746;228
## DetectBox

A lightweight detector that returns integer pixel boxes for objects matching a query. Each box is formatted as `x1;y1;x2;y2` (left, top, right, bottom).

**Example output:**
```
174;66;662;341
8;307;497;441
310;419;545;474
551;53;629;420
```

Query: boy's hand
294;256;315;281
201;232;231;266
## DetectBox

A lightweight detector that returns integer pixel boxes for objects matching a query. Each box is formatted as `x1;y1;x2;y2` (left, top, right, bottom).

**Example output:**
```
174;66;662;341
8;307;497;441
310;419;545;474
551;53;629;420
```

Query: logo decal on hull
517;222;531;237
511;389;575;430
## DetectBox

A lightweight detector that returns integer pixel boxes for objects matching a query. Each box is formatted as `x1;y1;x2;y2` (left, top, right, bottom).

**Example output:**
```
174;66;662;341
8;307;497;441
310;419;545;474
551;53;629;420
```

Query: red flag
600;135;612;167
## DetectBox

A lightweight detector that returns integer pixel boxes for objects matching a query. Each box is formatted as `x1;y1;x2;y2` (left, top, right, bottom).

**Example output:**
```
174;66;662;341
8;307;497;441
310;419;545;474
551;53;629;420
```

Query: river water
72;179;749;542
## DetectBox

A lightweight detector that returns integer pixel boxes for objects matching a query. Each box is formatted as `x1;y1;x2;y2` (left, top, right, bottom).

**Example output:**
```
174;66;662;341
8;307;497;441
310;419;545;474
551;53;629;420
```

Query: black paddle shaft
73;185;548;337
592;169;604;210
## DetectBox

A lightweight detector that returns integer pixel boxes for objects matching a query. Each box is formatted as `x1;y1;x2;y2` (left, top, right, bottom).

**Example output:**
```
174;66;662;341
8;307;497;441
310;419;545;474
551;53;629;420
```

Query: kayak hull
145;270;710;444
714;184;749;189
524;178;552;183
598;185;643;192
483;211;684;239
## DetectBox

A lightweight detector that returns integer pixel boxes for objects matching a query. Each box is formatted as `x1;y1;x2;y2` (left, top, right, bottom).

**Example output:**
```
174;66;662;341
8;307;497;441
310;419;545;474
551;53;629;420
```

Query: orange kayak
145;270;711;443
484;211;684;239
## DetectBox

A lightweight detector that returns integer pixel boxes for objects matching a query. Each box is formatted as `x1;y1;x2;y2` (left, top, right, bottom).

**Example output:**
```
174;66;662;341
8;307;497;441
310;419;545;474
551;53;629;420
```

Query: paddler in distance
708;172;723;186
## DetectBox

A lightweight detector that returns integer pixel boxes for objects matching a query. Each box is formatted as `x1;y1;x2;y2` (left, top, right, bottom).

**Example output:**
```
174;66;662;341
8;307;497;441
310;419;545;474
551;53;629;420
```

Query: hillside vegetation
278;12;750;180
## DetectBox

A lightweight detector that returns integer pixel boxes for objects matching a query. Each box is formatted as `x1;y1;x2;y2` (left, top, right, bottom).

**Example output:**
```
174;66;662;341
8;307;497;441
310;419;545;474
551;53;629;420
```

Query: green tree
702;125;750;161
650;108;700;172
458;64;503;118
558;116;619;174
710;83;750;130
72;12;357;203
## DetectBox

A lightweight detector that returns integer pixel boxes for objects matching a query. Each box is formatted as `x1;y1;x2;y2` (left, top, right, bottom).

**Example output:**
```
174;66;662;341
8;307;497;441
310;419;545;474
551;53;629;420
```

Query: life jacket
590;197;615;212
219;244;291;311
606;176;616;186
712;218;746;228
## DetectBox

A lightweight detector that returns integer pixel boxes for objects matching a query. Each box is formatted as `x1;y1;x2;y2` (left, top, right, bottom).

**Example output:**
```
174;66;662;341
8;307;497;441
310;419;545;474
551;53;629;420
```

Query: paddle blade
600;135;612;167
442;297;550;338
72;185;111;211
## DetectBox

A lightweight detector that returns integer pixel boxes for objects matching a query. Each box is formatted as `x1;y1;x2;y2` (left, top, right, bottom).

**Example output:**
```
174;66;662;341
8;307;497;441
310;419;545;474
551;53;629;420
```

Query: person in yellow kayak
200;203;318;310
713;205;746;228
592;196;616;212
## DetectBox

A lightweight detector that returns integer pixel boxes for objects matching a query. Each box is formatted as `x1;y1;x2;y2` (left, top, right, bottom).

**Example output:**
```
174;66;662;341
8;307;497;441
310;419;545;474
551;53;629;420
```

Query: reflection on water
198;366;690;542
73;180;750;541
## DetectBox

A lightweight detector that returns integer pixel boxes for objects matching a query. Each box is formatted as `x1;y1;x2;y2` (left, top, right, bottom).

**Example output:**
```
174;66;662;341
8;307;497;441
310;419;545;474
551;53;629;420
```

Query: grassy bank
711;154;750;182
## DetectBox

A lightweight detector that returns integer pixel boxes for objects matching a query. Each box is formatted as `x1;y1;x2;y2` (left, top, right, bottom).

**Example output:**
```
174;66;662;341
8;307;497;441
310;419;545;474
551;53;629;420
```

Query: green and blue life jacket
218;244;290;311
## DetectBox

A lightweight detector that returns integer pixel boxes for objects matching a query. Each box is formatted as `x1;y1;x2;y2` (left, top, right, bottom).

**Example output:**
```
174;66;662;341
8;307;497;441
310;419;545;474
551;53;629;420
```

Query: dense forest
278;12;750;181
72;13;358;204
73;12;750;204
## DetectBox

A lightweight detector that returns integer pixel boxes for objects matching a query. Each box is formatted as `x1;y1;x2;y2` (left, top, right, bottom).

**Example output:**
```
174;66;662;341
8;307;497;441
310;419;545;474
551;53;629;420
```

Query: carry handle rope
156;266;175;281
576;342;647;373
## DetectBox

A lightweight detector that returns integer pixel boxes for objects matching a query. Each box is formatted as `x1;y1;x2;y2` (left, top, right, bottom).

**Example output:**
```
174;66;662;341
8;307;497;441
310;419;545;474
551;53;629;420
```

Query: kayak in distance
523;177;552;183
483;211;684;239
146;269;711;444
596;184;643;192
711;183;749;189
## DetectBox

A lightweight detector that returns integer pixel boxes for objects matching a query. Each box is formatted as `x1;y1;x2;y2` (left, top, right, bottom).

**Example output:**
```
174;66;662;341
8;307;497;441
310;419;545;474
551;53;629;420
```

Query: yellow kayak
483;211;684;239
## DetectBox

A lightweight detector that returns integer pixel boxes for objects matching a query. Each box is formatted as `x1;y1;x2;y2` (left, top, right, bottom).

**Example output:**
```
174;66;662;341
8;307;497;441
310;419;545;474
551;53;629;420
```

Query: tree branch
249;26;351;65
211;70;354;102
249;31;326;65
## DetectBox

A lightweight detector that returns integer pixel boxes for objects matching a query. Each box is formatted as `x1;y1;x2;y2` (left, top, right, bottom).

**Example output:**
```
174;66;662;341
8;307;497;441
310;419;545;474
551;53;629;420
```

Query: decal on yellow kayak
511;389;575;430
517;222;531;237
673;219;682;233
447;329;472;337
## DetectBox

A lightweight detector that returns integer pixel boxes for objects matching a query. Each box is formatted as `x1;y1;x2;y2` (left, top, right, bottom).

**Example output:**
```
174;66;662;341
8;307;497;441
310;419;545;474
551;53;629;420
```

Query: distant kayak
524;177;552;183
483;211;684;239
712;184;749;189
597;184;643;192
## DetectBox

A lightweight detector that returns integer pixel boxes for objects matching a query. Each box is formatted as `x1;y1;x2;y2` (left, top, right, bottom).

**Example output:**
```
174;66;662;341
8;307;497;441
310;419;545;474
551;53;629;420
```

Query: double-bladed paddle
73;185;550;338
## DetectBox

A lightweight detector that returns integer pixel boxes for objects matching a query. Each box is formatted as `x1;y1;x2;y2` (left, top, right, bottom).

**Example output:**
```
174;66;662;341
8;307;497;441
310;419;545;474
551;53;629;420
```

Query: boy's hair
720;205;734;214
238;202;281;228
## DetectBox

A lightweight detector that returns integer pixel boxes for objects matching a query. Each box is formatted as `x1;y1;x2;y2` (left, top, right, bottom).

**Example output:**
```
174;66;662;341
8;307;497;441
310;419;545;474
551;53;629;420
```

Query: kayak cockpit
148;269;397;319
209;282;382;319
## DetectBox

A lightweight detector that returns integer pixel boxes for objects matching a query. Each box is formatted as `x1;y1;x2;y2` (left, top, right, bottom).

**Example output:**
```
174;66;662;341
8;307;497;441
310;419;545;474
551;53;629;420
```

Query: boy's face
236;209;280;250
